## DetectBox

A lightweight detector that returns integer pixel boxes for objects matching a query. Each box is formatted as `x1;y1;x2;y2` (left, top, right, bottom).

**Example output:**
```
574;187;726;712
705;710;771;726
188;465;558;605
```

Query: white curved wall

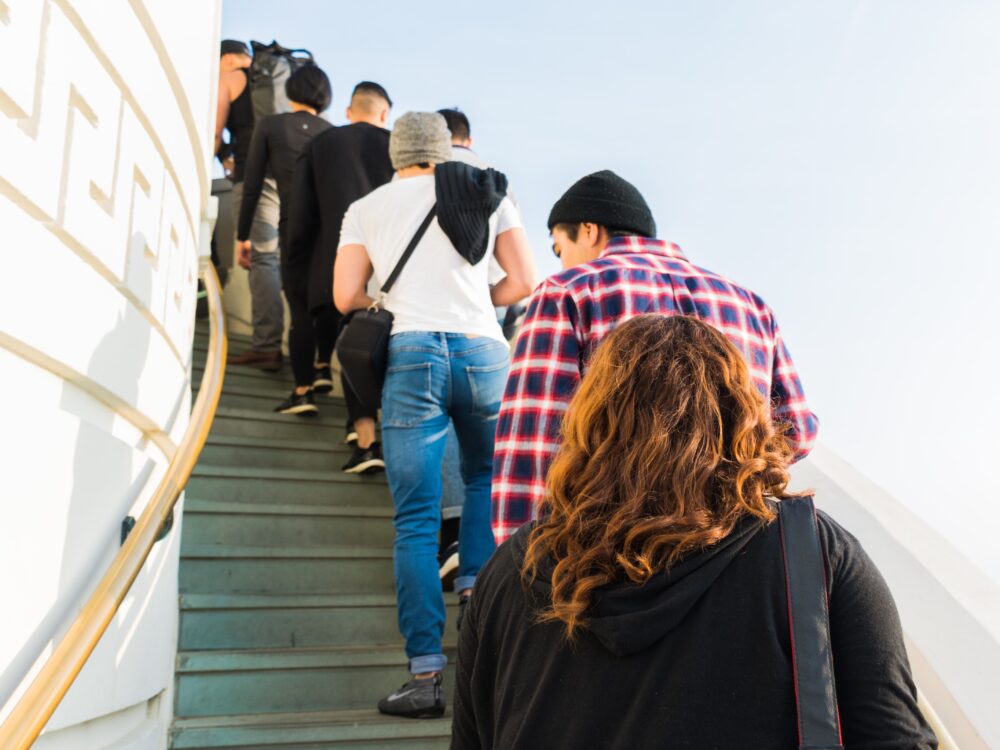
0;0;219;746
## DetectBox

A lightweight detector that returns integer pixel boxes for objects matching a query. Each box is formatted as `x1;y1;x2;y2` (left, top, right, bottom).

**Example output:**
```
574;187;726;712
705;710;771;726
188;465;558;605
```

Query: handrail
0;263;227;750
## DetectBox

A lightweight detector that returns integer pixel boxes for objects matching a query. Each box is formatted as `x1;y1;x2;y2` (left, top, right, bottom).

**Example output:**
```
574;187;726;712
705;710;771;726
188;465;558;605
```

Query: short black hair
553;223;634;242
351;81;392;108
220;39;250;58
437;108;470;141
285;64;332;113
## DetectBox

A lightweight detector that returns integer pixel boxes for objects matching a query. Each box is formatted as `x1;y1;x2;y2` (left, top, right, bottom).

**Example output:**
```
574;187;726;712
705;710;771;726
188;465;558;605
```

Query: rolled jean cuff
409;653;447;675
454;575;476;593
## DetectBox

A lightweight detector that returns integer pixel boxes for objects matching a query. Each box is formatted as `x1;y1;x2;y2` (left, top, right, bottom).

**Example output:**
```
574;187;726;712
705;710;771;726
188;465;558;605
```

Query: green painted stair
170;324;453;750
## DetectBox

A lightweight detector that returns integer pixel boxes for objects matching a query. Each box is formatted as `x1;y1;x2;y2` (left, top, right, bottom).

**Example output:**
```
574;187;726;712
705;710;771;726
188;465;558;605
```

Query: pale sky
221;0;1000;578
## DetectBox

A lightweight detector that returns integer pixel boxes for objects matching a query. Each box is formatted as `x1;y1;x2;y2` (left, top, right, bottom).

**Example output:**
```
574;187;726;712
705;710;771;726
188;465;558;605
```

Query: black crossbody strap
779;497;844;750
379;205;437;296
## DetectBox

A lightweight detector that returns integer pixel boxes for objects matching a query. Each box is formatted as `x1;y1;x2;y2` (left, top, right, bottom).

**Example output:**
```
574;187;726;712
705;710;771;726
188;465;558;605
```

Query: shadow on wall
0;263;158;711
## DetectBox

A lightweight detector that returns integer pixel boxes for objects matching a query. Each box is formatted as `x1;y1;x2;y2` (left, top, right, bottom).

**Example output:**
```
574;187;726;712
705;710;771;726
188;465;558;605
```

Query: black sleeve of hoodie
236;117;271;241
284;143;318;272
819;512;938;750
451;586;483;750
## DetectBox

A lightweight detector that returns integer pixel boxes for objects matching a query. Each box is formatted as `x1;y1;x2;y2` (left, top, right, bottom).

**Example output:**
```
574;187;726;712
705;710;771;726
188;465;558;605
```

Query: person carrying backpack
453;314;936;750
220;40;313;371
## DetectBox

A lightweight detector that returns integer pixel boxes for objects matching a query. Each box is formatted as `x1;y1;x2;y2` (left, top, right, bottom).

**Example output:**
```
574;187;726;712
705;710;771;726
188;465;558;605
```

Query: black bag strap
778;497;844;750
377;205;437;300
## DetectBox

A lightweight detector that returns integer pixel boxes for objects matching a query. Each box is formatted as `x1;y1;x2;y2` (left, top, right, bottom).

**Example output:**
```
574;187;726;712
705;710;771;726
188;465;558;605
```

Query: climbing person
455;315;935;749
492;170;819;544
333;112;537;718
235;64;334;414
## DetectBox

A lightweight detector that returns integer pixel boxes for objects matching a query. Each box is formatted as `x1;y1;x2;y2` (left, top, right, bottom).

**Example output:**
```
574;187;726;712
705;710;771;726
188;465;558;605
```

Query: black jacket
236;111;332;243
285;122;393;312
452;509;936;750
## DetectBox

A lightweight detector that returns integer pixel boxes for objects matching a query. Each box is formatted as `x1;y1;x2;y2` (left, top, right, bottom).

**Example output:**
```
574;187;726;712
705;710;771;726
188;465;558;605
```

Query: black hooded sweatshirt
451;510;936;750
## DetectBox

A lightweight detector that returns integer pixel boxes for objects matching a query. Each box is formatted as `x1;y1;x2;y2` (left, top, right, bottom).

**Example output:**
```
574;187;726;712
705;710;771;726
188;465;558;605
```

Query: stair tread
204;434;355;452
191;464;387;485
181;544;393;560
177;643;457;673
211;406;349;426
171;708;450;748
184;499;393;519
180;592;458;610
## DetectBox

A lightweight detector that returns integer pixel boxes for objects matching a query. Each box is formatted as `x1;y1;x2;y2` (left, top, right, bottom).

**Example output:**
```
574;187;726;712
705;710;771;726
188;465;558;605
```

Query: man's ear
583;223;603;249
345;106;354;123
379;109;389;126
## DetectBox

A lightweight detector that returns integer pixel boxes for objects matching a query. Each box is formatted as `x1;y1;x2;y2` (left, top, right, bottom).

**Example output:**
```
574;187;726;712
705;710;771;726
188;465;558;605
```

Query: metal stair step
198;436;354;472
171;708;450;749
216;386;350;417
208;407;351;441
179;593;458;651
179;544;395;596
181;499;394;549
174;645;457;718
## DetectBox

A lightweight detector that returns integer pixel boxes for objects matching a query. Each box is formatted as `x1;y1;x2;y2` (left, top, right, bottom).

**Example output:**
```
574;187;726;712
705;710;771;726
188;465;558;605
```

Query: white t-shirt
338;175;521;342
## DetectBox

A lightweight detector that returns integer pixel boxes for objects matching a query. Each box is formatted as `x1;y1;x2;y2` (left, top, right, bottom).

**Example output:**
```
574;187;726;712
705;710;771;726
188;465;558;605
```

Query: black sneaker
274;389;318;416
344;425;359;446
342;442;385;474
313;366;334;394
439;542;459;591
377;673;445;719
457;591;471;632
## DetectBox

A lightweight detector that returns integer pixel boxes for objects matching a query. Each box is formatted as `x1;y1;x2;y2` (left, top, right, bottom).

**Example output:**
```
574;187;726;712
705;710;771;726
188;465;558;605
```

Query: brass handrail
0;263;227;750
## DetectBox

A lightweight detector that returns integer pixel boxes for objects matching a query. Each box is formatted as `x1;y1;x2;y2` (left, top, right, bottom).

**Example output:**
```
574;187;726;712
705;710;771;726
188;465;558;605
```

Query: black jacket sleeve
284;144;319;273
820;513;938;749
236;117;270;241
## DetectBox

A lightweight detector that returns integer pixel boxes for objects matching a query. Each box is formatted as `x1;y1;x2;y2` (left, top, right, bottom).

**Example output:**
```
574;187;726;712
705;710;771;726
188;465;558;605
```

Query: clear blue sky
222;1;1000;578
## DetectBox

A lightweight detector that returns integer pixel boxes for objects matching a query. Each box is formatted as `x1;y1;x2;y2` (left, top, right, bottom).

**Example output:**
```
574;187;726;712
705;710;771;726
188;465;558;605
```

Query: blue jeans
382;332;508;674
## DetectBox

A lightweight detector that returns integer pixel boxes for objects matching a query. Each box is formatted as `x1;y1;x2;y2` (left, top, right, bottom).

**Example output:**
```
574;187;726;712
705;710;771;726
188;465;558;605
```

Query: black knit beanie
547;170;655;238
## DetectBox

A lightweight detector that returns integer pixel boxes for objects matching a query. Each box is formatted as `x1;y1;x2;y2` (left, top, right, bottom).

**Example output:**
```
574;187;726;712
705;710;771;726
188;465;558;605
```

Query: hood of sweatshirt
510;515;766;657
434;161;508;265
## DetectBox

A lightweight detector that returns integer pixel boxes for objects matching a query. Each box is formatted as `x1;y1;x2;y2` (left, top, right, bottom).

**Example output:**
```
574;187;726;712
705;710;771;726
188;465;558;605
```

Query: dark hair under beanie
547;170;656;238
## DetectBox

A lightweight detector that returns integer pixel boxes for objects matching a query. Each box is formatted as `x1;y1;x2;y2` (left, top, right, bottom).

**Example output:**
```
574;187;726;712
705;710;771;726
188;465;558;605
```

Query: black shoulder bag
779;496;844;750
335;205;437;410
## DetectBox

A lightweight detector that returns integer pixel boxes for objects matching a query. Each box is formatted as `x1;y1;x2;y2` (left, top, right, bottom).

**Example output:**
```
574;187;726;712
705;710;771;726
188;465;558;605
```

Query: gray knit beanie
389;111;453;170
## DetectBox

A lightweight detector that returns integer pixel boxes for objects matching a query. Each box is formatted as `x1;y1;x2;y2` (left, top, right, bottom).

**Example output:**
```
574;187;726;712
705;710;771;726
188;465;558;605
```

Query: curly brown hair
522;314;798;638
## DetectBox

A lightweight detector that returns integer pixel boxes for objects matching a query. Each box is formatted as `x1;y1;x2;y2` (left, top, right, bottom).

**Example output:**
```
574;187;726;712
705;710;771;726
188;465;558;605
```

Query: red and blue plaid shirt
491;236;819;544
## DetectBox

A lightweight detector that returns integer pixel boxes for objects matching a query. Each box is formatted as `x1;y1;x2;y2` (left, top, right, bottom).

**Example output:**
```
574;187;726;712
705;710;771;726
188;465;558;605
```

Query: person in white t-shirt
334;112;537;719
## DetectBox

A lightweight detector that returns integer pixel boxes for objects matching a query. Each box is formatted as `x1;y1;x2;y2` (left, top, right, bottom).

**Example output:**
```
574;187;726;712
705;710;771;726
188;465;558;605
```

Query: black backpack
248;40;314;120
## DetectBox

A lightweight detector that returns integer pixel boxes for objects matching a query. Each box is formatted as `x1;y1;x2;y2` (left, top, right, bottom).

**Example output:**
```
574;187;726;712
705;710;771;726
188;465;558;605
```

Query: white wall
0;0;219;745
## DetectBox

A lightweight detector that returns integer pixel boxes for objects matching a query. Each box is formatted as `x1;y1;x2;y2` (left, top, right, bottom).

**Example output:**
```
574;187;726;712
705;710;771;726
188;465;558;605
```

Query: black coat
285;122;393;313
452;510;937;750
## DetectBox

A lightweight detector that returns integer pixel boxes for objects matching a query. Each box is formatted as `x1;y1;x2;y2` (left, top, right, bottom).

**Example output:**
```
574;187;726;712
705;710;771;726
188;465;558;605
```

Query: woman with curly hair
451;315;935;749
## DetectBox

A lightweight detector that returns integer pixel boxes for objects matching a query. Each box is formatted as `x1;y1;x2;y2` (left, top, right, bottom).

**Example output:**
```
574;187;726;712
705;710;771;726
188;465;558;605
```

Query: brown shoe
227;349;283;371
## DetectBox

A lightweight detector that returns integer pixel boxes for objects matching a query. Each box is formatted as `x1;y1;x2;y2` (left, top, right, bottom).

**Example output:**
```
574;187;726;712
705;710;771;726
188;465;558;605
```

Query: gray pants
233;179;283;352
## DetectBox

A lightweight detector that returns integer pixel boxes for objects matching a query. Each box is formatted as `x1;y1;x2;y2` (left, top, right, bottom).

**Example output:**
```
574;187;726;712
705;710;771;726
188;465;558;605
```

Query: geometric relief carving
0;0;200;349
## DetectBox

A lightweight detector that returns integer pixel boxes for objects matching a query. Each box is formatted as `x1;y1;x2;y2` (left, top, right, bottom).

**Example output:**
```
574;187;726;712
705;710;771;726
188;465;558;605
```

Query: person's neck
396;165;435;179
347;114;385;127
290;102;317;115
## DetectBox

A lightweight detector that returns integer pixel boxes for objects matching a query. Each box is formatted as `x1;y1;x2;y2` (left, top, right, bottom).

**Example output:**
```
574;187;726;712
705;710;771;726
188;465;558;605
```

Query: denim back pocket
465;359;510;419
383;362;437;427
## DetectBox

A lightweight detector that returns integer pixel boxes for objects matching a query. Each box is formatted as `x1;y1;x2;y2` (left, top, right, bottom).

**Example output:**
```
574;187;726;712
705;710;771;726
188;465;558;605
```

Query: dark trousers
285;280;338;388
284;276;378;426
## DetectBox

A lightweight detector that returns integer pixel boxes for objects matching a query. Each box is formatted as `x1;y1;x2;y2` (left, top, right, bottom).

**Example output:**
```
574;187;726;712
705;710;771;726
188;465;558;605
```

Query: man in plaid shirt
492;171;818;544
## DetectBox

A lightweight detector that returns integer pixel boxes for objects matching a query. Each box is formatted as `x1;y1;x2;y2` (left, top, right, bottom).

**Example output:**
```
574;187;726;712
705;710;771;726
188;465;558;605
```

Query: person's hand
237;240;252;269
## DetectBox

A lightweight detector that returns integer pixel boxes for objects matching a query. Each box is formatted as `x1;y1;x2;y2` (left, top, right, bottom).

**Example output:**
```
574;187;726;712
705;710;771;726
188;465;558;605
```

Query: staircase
169;323;454;749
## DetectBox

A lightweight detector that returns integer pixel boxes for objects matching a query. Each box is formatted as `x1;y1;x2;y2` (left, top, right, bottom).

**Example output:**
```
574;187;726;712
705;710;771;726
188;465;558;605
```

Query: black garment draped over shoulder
450;509;937;750
284;123;393;313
